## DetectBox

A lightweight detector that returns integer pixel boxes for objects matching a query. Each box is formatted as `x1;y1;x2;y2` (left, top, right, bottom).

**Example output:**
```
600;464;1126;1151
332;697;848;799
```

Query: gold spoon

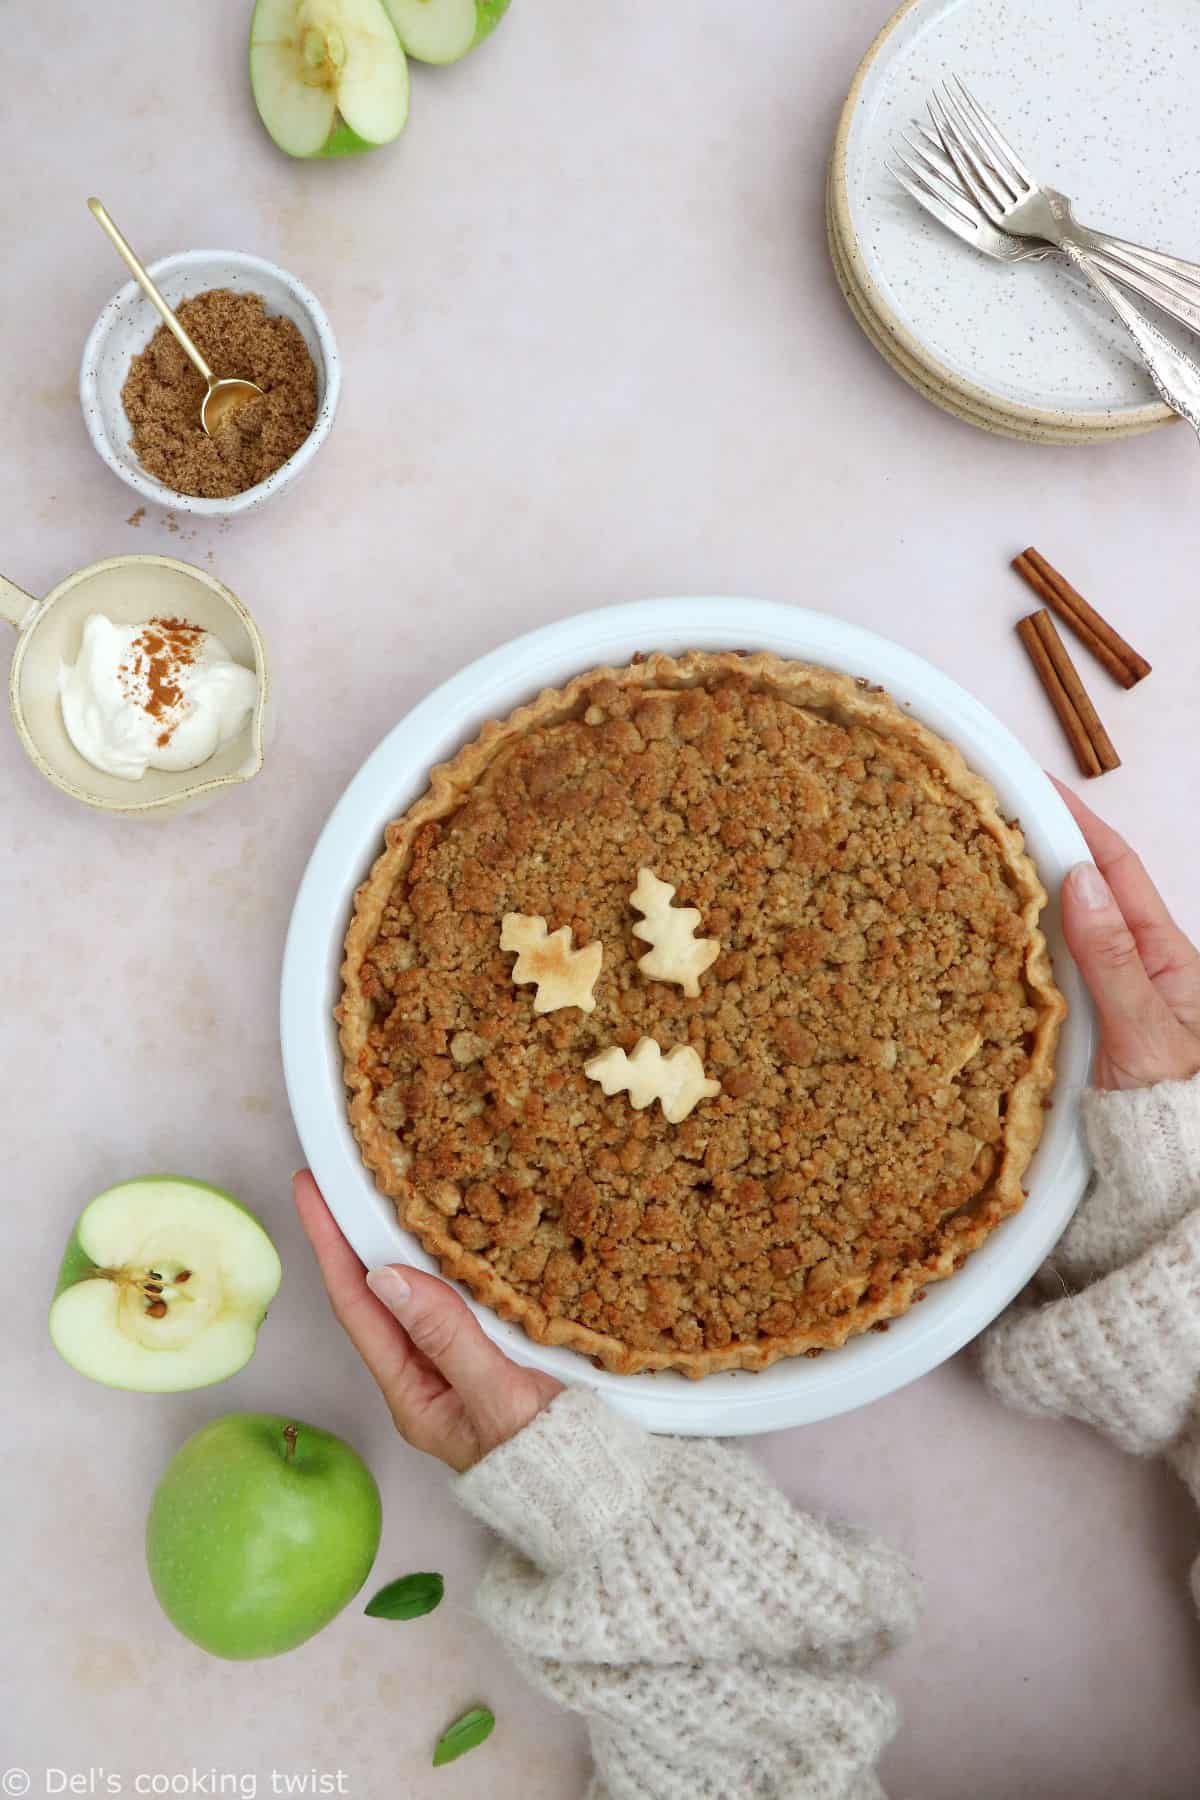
87;198;264;436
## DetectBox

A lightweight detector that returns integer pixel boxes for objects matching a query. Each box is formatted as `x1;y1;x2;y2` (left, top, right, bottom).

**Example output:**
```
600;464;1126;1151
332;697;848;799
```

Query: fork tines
926;80;1033;223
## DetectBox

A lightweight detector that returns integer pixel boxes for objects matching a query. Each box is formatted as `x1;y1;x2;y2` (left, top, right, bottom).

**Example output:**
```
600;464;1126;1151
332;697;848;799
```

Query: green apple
146;1414;382;1659
474;0;512;45
49;1177;281;1393
384;0;511;64
251;0;410;158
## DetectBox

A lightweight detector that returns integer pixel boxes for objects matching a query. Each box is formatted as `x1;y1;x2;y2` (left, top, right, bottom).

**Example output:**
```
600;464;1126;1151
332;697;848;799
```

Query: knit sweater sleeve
454;1389;921;1800
981;1072;1200;1456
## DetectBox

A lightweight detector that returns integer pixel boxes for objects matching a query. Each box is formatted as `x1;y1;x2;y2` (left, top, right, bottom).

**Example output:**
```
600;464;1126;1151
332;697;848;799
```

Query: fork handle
1069;223;1200;293
1090;249;1200;339
1065;244;1200;436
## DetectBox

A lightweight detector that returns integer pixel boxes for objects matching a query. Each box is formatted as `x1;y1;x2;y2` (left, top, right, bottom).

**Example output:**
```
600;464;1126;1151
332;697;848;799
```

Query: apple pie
339;652;1065;1377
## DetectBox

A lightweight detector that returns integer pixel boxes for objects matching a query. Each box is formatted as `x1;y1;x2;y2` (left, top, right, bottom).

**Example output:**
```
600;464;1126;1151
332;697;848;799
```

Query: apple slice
474;0;512;46
49;1177;282;1393
250;0;409;159
384;0;510;64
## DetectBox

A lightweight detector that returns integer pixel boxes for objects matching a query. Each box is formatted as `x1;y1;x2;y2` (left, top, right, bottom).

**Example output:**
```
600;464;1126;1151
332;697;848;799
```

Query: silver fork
913;110;1200;299
930;80;1200;435
892;128;1200;336
890;141;1049;264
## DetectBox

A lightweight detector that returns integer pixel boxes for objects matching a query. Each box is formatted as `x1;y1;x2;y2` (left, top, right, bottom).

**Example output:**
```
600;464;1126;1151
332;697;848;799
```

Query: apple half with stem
49;1177;282;1393
384;0;511;64
251;0;410;159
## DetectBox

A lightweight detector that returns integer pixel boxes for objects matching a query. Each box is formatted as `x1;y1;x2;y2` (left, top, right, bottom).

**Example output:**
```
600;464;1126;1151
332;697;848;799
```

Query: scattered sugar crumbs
121;290;317;500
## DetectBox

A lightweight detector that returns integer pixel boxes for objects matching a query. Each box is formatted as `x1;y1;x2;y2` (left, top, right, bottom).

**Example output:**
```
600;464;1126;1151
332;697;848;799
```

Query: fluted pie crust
339;652;1065;1377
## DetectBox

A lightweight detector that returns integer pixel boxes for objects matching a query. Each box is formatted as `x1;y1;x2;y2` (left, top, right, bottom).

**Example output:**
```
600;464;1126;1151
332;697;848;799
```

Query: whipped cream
59;613;258;782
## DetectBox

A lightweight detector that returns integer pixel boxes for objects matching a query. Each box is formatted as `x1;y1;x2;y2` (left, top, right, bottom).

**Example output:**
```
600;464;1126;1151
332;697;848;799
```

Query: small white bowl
281;597;1096;1437
80;249;340;520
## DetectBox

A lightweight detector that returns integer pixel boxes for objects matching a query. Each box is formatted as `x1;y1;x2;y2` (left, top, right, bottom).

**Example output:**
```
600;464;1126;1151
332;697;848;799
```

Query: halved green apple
251;0;410;159
384;0;511;64
49;1178;282;1393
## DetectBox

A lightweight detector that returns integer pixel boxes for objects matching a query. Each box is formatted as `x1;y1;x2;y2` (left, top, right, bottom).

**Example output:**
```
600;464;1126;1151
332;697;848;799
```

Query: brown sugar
121;290;318;499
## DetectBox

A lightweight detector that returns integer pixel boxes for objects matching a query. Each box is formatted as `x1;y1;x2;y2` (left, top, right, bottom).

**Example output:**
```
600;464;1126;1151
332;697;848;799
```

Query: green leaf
432;1706;495;1767
364;1571;444;1621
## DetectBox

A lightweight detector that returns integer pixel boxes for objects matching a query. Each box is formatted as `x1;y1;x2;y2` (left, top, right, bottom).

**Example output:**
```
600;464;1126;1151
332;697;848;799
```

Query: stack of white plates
827;0;1200;444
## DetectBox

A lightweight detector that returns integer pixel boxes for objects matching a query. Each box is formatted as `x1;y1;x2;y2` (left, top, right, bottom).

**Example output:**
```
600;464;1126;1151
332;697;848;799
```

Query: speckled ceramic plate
829;0;1200;439
824;169;1173;444
825;171;1120;445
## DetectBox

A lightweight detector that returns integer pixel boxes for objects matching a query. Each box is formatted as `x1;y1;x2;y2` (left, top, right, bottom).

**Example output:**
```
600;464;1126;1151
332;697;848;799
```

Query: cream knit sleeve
454;1389;921;1800
982;1073;1200;1466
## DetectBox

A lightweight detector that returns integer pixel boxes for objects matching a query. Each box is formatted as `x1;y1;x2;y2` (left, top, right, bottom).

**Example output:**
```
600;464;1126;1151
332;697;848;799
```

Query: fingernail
367;1266;412;1311
290;1168;306;1183
1069;861;1112;911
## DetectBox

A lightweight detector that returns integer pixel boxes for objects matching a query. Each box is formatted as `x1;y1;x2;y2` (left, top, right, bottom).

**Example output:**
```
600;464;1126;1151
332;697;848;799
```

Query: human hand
1057;782;1200;1092
293;1171;563;1472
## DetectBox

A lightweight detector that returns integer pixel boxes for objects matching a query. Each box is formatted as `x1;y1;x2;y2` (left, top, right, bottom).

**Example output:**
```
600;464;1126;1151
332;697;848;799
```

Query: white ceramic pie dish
280;597;1095;1436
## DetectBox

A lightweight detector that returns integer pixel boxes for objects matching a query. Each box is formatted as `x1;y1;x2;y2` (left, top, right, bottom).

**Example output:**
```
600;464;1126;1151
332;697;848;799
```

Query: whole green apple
146;1414;382;1659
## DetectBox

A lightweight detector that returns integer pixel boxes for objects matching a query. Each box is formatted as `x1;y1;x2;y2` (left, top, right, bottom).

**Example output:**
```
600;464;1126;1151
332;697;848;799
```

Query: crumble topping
354;672;1041;1362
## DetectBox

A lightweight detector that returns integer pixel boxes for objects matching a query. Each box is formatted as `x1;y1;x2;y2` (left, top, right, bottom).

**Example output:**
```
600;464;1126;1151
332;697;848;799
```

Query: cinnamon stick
1016;612;1105;778
1012;548;1151;688
1031;610;1120;773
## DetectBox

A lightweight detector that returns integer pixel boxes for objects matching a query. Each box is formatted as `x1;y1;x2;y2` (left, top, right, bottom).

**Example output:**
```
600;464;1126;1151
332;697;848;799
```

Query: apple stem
283;1424;298;1462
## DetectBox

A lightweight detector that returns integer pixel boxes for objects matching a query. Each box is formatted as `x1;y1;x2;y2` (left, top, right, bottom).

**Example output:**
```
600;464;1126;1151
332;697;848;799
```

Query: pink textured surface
3;2;1199;1796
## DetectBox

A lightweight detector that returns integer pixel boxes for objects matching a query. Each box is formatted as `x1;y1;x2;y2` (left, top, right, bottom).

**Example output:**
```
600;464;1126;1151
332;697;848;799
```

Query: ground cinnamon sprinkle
122;290;318;500
118;617;206;747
